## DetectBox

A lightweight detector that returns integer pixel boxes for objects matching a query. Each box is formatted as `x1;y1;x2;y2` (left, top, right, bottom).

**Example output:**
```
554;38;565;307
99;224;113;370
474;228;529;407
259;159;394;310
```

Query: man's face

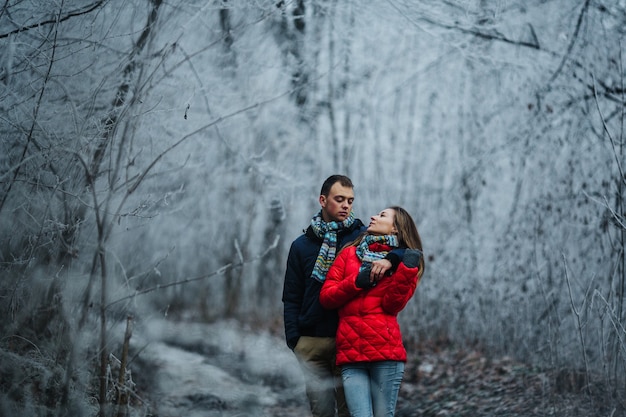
320;182;354;223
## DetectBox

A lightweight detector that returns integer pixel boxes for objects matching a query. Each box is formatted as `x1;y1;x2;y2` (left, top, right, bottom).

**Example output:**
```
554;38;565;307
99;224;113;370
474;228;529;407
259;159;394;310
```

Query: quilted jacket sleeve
320;249;362;310
381;263;419;315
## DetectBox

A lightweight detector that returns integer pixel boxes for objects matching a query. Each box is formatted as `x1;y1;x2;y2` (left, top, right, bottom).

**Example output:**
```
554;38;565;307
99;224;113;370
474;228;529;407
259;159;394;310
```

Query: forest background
1;0;625;415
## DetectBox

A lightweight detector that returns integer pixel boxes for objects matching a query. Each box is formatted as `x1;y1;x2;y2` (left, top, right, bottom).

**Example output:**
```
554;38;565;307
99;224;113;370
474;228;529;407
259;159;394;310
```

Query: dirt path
396;340;618;417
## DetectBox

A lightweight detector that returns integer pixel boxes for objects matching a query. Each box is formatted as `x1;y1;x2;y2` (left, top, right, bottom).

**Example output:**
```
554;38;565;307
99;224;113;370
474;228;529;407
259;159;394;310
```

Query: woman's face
367;208;397;235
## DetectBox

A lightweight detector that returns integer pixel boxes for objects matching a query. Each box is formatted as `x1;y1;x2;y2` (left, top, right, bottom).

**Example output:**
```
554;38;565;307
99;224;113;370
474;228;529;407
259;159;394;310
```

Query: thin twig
592;290;626;360
592;72;625;187
0;0;108;39
0;1;62;214
548;0;591;83
563;253;591;394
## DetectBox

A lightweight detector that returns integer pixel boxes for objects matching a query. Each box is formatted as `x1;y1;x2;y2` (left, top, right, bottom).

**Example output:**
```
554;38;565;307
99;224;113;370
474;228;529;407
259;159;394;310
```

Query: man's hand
370;259;392;283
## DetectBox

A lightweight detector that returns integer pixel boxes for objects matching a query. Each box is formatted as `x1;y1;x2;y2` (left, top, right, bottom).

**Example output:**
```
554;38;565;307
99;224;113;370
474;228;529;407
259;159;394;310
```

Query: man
282;175;397;417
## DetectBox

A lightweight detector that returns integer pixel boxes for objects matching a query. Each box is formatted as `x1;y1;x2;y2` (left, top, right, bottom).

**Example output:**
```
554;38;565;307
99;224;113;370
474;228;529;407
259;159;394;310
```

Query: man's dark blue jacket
282;219;366;350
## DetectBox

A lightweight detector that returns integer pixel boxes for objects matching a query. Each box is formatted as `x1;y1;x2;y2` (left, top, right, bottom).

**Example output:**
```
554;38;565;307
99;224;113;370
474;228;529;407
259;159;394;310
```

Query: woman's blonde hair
390;206;424;278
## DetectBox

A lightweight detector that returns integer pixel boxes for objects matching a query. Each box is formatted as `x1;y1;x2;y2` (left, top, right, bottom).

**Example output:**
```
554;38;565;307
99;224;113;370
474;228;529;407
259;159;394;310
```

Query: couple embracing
283;175;425;417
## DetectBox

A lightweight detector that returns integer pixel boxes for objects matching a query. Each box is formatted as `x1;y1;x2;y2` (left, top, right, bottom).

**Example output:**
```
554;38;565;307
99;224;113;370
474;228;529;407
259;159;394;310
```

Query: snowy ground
131;319;309;416
128;319;616;417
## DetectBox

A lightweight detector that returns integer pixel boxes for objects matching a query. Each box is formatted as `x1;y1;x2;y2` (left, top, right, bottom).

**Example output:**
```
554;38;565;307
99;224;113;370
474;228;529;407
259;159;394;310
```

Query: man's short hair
320;175;354;196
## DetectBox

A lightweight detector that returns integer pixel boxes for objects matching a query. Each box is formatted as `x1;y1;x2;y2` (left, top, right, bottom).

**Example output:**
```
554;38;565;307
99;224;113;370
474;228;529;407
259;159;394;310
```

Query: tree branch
385;0;541;50
591;72;625;187
0;3;62;214
105;235;280;309
548;0;591;84
0;0;108;39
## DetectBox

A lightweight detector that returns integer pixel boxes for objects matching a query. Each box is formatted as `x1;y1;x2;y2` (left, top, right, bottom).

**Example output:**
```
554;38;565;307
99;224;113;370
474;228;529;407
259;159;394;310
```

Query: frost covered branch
563;253;591;394
106;235;280;309
0;1;107;39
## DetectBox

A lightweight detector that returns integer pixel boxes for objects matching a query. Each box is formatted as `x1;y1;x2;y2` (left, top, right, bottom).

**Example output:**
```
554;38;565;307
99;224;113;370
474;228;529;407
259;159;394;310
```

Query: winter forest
1;0;625;416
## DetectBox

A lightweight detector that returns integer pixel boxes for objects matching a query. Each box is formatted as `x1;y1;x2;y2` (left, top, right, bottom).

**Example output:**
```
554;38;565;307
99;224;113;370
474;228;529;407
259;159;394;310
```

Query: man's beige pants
294;336;349;417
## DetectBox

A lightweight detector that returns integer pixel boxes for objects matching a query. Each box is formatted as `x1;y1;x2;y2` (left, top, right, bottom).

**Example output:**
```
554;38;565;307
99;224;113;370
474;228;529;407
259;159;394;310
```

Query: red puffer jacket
319;243;420;366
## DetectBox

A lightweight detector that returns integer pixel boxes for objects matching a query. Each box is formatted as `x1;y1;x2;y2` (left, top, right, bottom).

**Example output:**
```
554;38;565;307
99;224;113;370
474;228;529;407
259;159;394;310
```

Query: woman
319;206;424;417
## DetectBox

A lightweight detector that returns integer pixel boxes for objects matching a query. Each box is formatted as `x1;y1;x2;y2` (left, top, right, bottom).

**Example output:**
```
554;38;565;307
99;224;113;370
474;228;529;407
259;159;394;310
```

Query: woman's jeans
341;361;405;417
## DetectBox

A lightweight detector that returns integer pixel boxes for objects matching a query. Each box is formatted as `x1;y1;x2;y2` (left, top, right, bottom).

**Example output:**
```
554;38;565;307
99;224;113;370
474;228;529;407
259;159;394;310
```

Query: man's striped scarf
356;234;399;271
310;210;356;282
